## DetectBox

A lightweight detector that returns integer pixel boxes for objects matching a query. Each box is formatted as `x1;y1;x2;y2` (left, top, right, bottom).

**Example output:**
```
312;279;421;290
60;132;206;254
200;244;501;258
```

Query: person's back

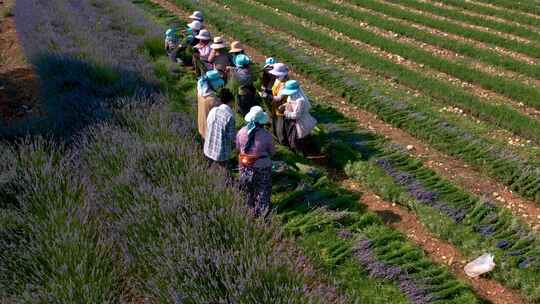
231;66;252;88
236;126;274;168
204;103;235;162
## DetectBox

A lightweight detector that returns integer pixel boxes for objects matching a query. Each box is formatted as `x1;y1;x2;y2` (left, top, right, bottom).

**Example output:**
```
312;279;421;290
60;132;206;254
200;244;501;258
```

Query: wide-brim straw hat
210;36;227;49
229;41;244;53
195;29;211;40
269;63;289;77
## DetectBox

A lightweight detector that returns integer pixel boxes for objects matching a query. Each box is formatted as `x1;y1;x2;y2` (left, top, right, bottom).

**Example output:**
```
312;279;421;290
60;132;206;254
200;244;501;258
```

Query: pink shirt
236;126;275;168
195;43;211;61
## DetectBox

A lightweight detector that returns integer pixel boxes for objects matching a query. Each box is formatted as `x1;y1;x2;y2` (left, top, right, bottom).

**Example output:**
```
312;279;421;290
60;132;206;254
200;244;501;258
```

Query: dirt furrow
420;0;540;30
465;0;540;21
338;0;538;65
222;0;540;157
155;0;540;230
0;0;40;125
342;179;527;304
376;0;537;45
248;0;540;121
304;0;539;88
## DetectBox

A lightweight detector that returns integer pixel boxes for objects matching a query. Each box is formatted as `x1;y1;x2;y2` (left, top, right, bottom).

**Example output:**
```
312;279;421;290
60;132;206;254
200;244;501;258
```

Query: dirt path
152;0;532;302
0;0;40;126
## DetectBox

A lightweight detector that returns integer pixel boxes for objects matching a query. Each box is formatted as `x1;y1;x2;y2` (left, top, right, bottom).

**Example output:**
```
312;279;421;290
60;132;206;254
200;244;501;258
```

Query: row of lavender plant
163;0;540;206
2;0;330;301
346;151;540;301
3;0;161;140
271;157;479;304
139;1;539;301
76;99;326;302
0;139;119;302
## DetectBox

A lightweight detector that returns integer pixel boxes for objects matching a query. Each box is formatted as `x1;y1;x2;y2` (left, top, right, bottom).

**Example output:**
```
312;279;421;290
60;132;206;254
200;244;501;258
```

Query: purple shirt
236;126;275;168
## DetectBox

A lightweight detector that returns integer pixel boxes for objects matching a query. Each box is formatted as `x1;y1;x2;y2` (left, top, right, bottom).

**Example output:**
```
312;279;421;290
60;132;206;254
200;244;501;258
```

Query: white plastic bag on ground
464;253;495;278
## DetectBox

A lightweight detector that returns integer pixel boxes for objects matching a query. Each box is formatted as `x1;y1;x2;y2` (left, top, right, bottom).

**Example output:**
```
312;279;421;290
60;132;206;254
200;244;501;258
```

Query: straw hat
269;63;289;77
187;20;202;31
229;41;244;53
189;11;204;21
195;29;211;41
210;36;227;49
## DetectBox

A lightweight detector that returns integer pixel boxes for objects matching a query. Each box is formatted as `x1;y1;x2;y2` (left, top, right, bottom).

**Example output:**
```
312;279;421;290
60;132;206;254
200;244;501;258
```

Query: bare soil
0;0;40;126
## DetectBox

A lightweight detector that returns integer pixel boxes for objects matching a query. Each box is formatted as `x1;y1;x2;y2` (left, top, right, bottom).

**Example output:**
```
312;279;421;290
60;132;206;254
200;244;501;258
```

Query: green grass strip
253;0;540;111
348;0;540;59
215;0;540;142
472;0;540;16
305;0;540;80
170;0;540;203
440;0;540;28
385;0;540;42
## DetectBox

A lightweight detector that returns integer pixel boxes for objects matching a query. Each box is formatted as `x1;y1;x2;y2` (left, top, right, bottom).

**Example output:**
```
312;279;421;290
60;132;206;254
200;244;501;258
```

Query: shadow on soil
0;53;158;142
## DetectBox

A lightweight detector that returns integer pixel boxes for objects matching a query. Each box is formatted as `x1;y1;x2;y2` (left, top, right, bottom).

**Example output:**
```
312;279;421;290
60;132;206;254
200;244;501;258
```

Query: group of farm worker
164;11;319;217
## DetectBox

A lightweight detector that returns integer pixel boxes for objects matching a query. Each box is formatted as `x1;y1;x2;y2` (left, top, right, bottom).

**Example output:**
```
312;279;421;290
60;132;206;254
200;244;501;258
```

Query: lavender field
0;0;328;302
2;0;540;303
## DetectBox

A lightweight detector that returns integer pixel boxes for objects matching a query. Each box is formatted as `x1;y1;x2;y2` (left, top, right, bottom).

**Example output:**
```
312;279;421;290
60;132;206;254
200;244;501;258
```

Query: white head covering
195;29;211;41
187;20;202;31
269;63;289;77
189;11;204;21
244;106;269;134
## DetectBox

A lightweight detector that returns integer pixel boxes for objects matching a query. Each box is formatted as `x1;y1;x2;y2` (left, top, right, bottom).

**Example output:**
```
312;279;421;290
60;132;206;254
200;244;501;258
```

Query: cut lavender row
354;239;435;304
375;159;467;222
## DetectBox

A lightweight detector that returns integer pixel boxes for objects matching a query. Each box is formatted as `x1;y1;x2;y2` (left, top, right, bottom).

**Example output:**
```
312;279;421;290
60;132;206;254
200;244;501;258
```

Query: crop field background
0;0;539;303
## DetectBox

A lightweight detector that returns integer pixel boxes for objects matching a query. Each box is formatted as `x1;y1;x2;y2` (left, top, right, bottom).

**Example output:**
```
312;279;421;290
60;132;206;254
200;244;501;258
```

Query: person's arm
227;116;236;146
272;94;284;104
236;130;242;151
267;134;276;156
208;49;216;63
284;98;304;120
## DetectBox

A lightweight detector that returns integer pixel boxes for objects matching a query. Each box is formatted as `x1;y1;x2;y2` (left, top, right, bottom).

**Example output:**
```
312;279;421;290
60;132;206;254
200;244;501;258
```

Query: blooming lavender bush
1;0;328;302
3;0;162;140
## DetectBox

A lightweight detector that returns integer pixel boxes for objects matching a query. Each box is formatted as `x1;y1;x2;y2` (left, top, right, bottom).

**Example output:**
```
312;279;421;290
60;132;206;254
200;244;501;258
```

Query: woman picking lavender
236;106;275;217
